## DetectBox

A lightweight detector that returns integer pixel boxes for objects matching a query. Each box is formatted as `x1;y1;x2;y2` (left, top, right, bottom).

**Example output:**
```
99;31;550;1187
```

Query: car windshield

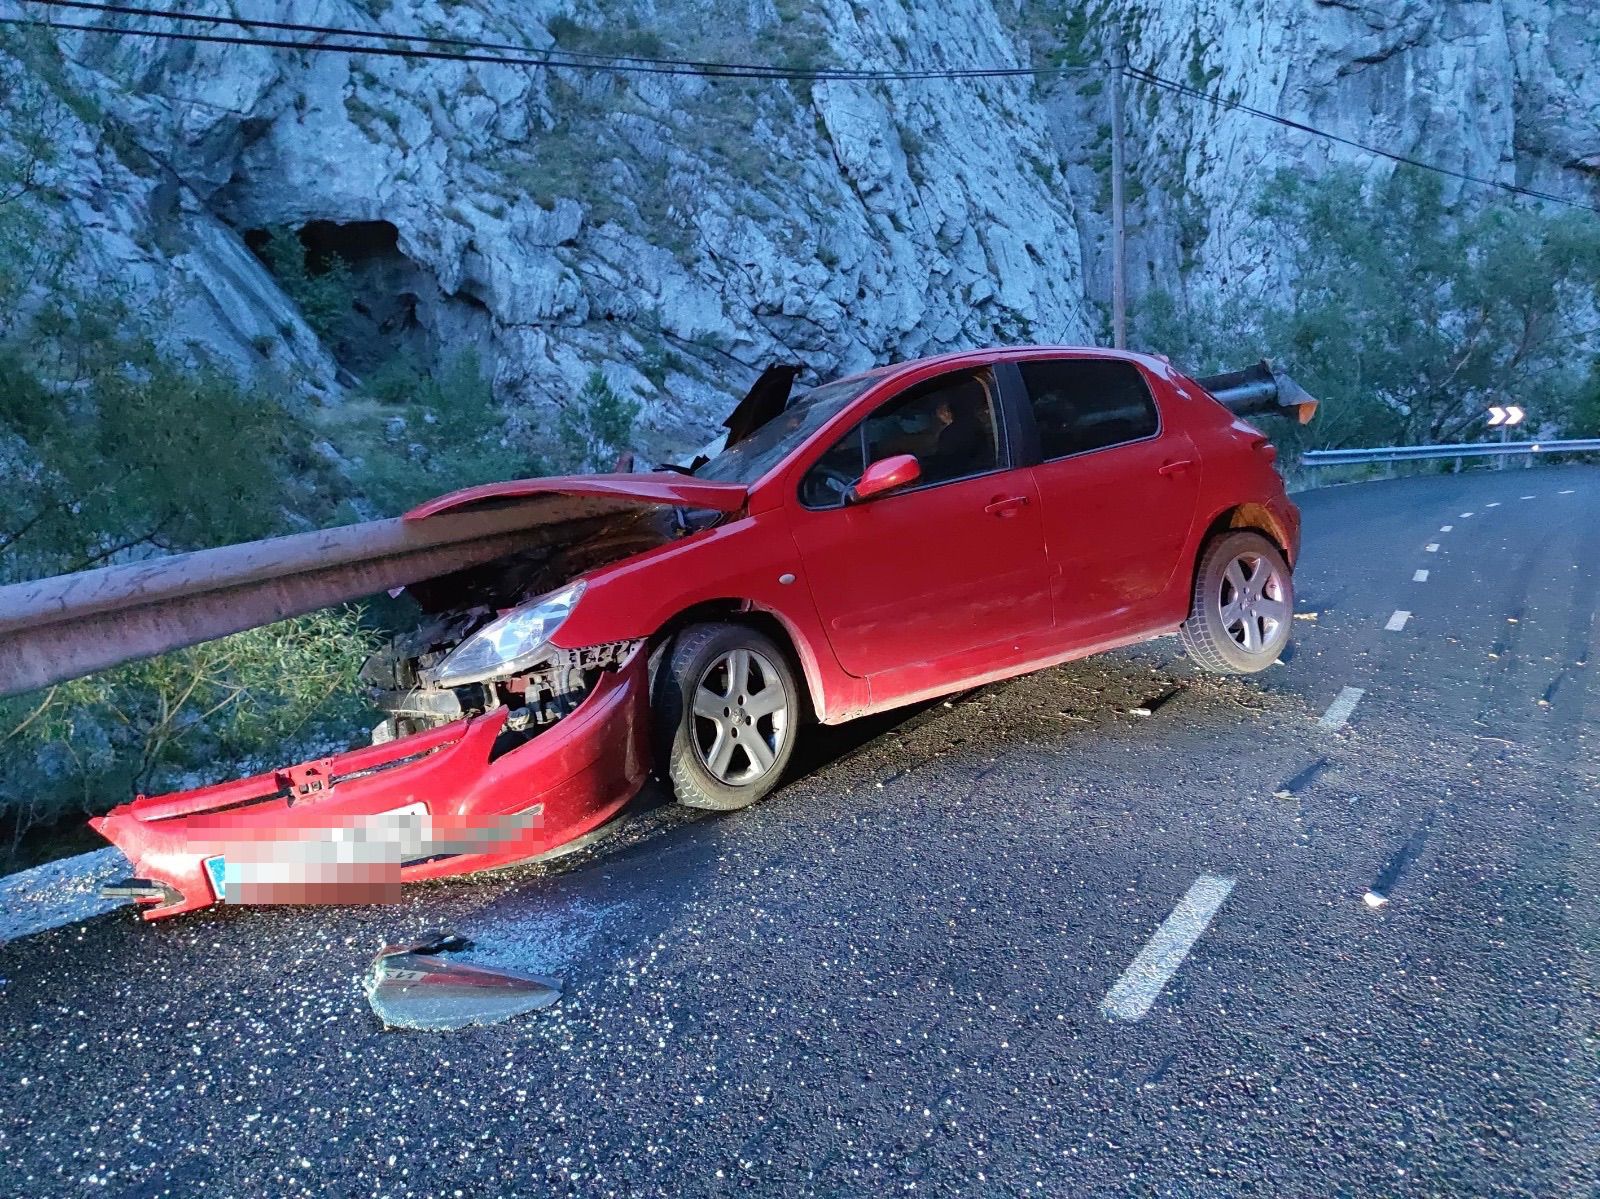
693;373;881;486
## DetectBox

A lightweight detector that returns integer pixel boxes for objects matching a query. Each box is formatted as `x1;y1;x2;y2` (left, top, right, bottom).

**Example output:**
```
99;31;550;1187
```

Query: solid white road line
1385;610;1411;631
1101;873;1235;1022
1319;686;1365;731
1425;543;1440;553
1414;569;1430;582
1440;524;1453;532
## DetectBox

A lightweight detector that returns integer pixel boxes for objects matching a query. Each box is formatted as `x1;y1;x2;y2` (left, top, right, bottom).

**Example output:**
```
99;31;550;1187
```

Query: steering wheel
801;466;859;508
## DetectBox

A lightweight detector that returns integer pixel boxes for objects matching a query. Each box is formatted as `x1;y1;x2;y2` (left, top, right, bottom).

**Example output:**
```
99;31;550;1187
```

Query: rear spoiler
1196;360;1319;425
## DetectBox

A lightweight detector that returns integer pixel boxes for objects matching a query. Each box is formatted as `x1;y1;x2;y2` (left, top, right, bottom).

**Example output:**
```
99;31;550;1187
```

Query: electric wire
5;1;1598;214
11;0;1103;81
1127;67;1600;215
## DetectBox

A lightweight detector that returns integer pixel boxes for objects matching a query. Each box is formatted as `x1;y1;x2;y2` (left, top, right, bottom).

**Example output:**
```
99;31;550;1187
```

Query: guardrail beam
1301;439;1600;467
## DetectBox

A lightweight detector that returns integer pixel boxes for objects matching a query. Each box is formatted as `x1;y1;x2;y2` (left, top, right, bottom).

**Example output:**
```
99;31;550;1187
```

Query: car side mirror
846;454;921;504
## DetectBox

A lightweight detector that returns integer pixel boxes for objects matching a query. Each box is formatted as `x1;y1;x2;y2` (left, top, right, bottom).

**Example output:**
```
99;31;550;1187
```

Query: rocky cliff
5;0;1598;462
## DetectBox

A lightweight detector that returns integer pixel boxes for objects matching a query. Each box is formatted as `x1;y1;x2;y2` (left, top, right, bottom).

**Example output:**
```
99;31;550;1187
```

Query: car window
799;370;1003;508
1018;358;1159;460
694;373;880;486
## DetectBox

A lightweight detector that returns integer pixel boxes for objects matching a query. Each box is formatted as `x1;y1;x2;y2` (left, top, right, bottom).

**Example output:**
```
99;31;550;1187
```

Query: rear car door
1013;356;1201;640
786;367;1053;681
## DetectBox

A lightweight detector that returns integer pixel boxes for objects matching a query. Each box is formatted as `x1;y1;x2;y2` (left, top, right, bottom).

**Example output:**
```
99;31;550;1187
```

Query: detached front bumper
92;648;652;920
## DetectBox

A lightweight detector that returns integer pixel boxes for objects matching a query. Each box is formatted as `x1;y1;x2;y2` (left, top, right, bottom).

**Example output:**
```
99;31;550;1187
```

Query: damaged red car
84;346;1312;918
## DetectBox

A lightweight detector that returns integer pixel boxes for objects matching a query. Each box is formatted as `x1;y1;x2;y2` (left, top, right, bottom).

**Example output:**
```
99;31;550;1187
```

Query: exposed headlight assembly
430;581;585;687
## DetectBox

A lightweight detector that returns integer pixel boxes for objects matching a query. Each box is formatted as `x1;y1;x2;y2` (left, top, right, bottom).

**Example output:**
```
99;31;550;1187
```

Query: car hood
404;473;748;520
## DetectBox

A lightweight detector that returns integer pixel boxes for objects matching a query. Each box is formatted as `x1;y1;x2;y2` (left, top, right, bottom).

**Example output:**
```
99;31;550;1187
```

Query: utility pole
1109;44;1128;350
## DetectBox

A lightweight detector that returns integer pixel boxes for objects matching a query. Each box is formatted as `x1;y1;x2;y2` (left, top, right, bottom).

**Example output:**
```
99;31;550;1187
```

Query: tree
557;369;642;470
1135;167;1600;449
0;33;371;861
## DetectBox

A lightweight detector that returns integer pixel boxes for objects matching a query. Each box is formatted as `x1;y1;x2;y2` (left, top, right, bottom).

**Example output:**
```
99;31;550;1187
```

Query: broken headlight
430;581;585;687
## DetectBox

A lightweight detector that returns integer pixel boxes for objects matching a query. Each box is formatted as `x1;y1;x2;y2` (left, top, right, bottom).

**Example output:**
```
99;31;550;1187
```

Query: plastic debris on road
364;930;563;1031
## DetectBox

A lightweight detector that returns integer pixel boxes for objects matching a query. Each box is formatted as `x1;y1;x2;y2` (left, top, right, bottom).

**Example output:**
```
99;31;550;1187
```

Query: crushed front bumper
91;648;652;920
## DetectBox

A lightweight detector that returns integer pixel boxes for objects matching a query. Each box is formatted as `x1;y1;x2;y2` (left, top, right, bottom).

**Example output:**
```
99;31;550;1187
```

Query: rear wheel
1179;530;1293;674
653;622;799;811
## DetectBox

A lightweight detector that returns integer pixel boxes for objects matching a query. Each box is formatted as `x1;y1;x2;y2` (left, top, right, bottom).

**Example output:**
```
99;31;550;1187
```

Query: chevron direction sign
1487;405;1525;427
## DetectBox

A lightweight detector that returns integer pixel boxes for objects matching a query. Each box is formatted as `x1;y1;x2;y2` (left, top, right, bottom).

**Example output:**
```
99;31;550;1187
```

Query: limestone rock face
5;0;1596;458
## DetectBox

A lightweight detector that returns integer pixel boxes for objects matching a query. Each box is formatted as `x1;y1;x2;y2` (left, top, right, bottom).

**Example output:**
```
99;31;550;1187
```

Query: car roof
815;344;1175;394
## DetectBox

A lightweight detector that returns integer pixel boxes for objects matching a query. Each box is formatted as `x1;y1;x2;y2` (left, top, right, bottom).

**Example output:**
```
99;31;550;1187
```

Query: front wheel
653;622;800;811
1179;530;1294;674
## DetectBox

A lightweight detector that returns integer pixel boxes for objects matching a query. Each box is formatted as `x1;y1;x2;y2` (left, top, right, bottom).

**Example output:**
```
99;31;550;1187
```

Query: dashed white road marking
1101;874;1235;1022
1319;686;1365;731
1486;501;1501;508
1440;524;1453;532
1425;543;1440;553
1521;495;1536;500
1459;512;1474;518
1559;489;1576;495
1385;610;1412;631
1414;569;1429;582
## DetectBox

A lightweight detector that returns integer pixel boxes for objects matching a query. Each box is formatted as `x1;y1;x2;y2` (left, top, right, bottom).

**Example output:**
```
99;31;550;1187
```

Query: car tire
1179;530;1294;674
653;622;800;811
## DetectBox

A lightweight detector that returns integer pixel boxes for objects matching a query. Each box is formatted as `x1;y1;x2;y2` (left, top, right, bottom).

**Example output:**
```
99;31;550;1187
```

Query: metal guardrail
0;493;635;697
1301;438;1600;467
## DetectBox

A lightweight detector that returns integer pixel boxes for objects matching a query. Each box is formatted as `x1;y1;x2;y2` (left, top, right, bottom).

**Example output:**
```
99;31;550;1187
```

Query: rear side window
1018;358;1159;460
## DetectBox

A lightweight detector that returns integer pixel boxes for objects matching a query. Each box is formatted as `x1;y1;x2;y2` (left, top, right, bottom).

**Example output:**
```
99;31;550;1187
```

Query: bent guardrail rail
0;494;634;697
1198;360;1319;425
1301;438;1600;467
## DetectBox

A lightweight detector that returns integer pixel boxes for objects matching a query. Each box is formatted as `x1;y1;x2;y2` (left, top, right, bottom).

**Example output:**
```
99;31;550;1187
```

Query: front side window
1018;358;1159;460
695;373;881;487
799;370;1004;508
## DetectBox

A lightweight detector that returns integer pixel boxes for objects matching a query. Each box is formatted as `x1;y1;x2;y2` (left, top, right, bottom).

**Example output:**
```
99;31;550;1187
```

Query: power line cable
28;0;822;72
1127;67;1600;215
6;4;1597;214
11;1;1103;81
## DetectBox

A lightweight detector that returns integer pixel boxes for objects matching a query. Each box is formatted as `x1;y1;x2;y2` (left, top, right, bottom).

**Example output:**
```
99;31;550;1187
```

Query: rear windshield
693;374;879;486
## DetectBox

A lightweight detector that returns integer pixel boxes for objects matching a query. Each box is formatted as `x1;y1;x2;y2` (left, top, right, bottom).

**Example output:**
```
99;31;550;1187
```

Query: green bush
345;349;532;512
259;226;356;342
0;609;376;863
0;344;301;582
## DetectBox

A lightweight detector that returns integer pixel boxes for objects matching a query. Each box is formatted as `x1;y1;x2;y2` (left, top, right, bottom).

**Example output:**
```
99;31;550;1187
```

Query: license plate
204;856;226;900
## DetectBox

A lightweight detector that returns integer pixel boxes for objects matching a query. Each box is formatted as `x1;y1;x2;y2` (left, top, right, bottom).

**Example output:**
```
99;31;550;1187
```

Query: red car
91;346;1307;918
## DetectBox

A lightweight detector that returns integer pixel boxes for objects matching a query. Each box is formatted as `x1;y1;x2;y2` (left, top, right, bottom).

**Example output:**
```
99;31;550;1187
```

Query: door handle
1157;459;1194;476
984;495;1030;518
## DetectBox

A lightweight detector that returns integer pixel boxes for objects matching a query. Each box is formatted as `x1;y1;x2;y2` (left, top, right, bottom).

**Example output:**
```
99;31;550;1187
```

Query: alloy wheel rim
1219;552;1290;654
691;647;790;786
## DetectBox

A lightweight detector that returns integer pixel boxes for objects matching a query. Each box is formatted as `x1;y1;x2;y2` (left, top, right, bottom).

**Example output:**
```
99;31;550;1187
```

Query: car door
786;367;1053;682
1011;356;1202;641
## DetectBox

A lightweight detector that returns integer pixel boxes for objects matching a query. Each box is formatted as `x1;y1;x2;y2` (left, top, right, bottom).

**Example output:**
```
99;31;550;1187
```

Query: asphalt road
2;466;1596;1198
